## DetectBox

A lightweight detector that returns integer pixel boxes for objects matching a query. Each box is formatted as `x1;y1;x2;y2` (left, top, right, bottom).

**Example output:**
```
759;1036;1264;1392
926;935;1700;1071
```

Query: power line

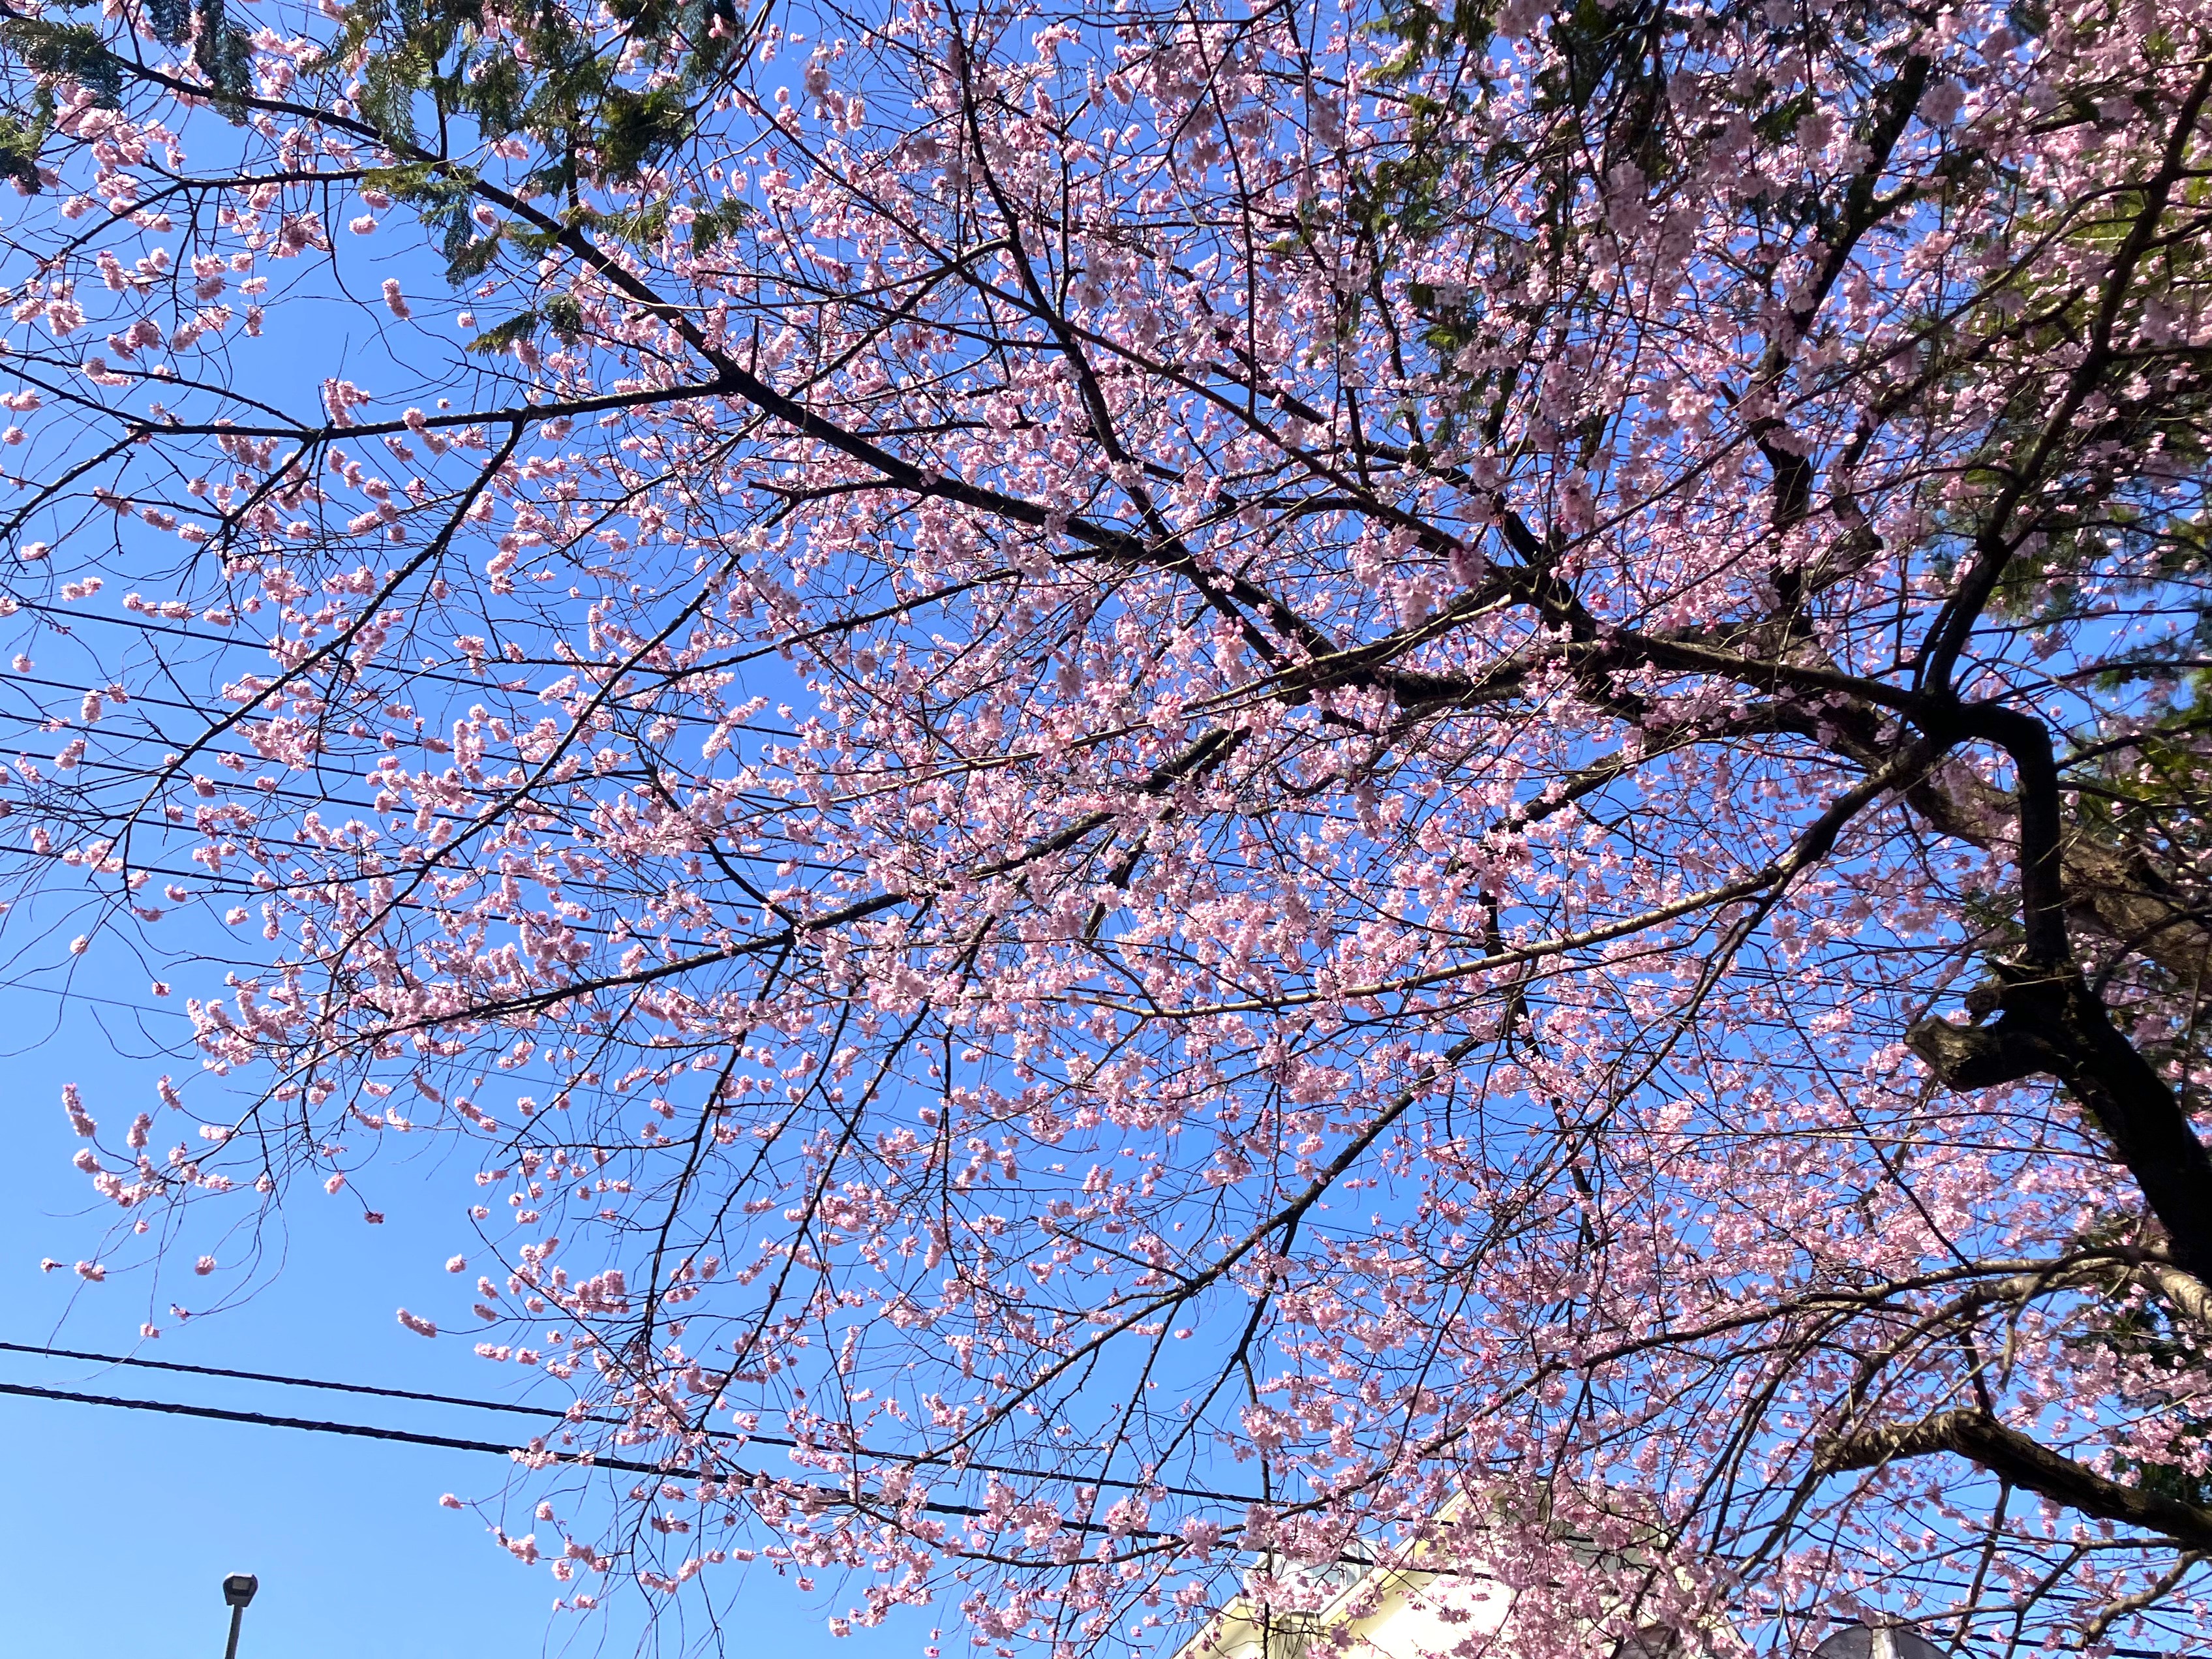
27;1343;2138;1628
0;1337;576;1420
0;1375;663;1471
0;1376;986;1522
0;977;190;1020
0;1337;1264;1505
0;1377;1237;1542
0;595;806;718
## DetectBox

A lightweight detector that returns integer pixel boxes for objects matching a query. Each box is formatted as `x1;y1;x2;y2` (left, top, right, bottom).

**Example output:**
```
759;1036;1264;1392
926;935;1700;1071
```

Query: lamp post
220;1574;258;1659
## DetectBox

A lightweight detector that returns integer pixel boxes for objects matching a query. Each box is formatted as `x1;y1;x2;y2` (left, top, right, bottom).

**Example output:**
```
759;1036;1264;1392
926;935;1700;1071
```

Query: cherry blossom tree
2;0;2209;1651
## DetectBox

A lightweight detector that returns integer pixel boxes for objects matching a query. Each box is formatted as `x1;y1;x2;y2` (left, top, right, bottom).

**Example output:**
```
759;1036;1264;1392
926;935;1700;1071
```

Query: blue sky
0;22;1282;1651
0;119;931;1654
0;985;935;1659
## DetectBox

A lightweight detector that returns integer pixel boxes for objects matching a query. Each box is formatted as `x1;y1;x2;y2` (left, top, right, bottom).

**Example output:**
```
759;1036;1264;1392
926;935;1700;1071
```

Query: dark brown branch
1815;1408;2212;1551
1905;701;2212;1285
1907;964;2212;1285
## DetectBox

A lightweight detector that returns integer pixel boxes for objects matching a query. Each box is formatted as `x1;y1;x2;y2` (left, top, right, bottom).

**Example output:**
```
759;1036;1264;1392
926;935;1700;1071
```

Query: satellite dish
1810;1624;1948;1659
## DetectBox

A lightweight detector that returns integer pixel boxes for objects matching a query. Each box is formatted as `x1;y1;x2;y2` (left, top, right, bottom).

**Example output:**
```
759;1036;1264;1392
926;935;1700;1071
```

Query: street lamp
220;1573;258;1659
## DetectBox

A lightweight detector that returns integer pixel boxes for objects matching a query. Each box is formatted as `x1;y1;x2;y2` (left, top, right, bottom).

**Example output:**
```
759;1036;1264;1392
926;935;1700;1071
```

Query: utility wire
0;1375;662;1471
0;1337;1263;1505
0;1377;1247;1544
8;1377;2157;1638
0;1377;985;1522
0;978;190;1019
0;1337;581;1420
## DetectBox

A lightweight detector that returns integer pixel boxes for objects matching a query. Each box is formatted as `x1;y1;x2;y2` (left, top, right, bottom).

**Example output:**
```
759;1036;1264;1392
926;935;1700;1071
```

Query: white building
1168;1497;1688;1659
1172;1551;1517;1659
1170;1521;1914;1659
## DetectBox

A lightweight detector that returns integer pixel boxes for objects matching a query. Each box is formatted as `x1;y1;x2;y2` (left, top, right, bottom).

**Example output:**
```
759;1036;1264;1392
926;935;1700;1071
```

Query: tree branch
1815;1408;2212;1551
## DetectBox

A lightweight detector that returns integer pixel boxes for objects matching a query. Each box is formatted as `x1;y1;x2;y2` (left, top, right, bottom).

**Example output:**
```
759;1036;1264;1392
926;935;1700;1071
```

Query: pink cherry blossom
2;1;2207;1656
